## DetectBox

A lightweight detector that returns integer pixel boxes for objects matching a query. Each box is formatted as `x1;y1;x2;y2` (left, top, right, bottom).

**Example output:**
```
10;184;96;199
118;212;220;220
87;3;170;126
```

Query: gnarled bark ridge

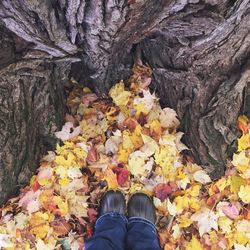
0;0;249;204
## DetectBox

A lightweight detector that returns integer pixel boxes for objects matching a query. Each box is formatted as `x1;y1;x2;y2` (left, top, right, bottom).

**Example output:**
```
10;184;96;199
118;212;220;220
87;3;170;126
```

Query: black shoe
99;190;126;216
128;193;156;224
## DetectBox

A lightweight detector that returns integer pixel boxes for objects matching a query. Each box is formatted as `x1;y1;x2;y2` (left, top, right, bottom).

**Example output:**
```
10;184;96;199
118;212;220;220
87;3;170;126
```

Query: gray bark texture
0;0;250;204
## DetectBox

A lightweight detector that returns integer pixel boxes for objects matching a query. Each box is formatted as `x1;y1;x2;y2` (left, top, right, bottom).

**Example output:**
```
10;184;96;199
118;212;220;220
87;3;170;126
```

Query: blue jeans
85;212;161;250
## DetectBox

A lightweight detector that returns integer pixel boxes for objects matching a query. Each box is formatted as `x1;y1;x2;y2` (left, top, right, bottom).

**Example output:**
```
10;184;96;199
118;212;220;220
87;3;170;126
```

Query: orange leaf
123;117;138;132
237;115;249;133
104;168;119;190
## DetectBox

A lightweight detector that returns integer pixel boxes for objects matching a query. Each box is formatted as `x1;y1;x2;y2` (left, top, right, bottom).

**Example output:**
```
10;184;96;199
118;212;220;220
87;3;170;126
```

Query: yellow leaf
134;103;147;116
215;177;229;192
53;196;69;216
238;185;250;203
189;197;201;211
55;152;76;167
186;236;203;250
104;168;118;190
24;242;31;250
149;119;162;140
174;196;189;212
237;133;250;151
178;215;193;228
209;230;218;244
129;183;143;193
109;81;131;107
218;216;232;234
235;232;250;245
122;130;134;150
59;176;70;186
185;184;201;197
29;212;51;239
230;176;246;193
128;151;147;177
117;147;131;164
130;126;143;149
232;151;250;167
155;145;176;177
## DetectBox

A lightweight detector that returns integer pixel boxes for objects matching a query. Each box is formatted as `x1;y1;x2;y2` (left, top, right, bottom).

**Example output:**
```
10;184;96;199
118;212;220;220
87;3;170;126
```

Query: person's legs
126;193;161;250
85;191;127;250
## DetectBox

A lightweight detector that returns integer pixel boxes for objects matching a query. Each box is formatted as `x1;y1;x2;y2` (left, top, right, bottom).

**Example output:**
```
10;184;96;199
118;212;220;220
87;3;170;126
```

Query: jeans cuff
95;212;128;228
128;217;157;234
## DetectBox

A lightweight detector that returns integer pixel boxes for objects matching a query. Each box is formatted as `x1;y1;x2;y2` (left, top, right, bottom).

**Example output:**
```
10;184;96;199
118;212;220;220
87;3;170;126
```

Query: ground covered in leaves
0;65;249;250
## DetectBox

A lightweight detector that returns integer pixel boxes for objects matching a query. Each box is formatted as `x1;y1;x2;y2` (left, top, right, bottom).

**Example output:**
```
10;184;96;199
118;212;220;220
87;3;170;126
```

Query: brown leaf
123;118;138;132
51;219;72;236
87;147;99;164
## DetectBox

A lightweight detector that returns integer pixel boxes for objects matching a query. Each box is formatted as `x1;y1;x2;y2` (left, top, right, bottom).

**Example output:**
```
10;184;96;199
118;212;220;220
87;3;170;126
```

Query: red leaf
113;167;130;186
85;224;93;239
87;208;98;223
154;184;172;202
31;178;40;191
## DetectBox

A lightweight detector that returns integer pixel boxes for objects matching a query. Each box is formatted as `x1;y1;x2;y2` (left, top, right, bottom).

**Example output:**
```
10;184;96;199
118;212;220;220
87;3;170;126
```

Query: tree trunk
0;0;249;204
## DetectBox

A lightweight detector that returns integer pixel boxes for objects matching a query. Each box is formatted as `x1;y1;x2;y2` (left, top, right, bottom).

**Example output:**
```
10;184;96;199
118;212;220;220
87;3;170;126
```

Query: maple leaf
18;189;41;214
51;219;71;237
178;215;193;228
237;115;249;133
193;170;212;184
191;207;219;236
230;175;247;193
104;168;119;189
105;132;122;155
154;184;172;202
55;122;81;141
0;234;13;248
35;238;56;250
128;150;148;177
109;81;131;107
218;202;239;219
141;134;159;157
133;89;157;115
86;146;100;164
234;243;250;250
29;212;52;239
113;167;130;186
159;108;180;130
123;117;138;132
238;185;250;203
87;208;98;223
81;93;98;106
149;119;162;141
186;236;203;250
37;167;54;186
237;133;250;151
166;199;177;216
218;216;232;234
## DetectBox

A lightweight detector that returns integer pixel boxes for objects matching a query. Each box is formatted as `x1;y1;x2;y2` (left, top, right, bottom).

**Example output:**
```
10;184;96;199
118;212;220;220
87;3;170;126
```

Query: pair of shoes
99;190;156;224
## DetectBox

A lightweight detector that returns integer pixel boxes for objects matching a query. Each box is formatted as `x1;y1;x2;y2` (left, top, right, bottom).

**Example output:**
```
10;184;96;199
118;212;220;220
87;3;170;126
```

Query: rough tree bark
0;0;249;204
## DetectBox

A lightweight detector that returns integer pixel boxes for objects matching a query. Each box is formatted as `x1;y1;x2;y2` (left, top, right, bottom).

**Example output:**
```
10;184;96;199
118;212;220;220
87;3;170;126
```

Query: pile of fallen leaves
0;64;249;250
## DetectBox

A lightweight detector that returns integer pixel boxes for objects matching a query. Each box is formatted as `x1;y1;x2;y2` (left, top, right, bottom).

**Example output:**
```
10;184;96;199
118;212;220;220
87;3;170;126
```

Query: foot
99;190;126;216
128;193;156;224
